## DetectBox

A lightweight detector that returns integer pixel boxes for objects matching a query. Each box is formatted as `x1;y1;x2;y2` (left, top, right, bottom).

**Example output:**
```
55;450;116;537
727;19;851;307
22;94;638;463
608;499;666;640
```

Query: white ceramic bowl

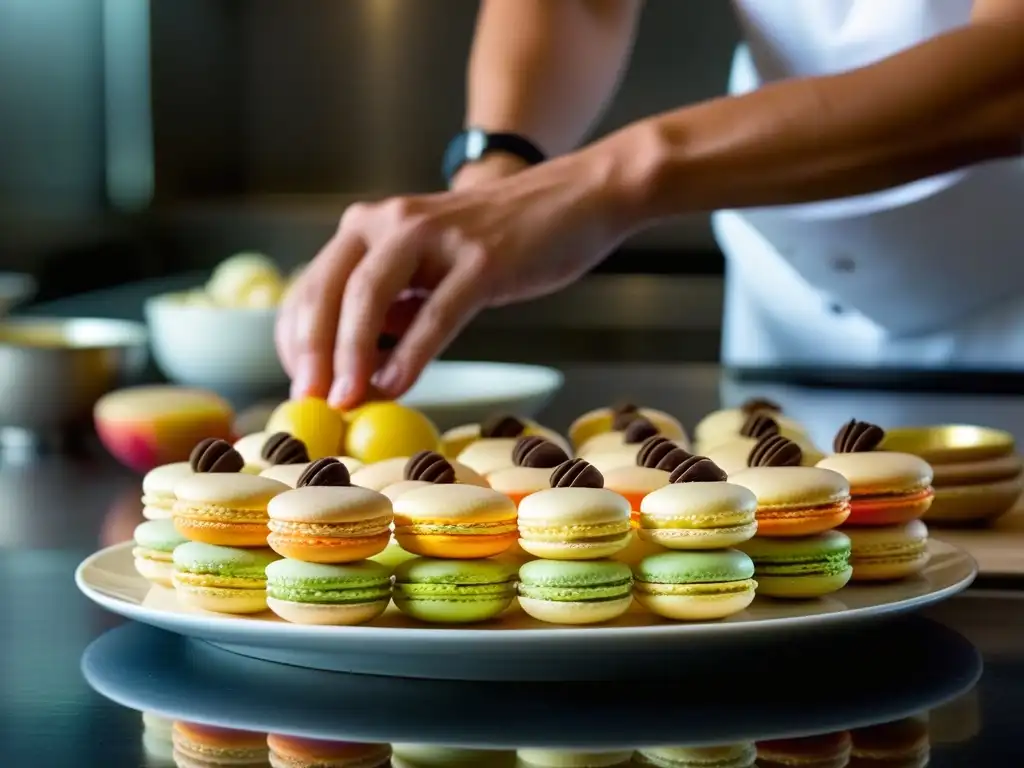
400;360;563;429
144;292;287;397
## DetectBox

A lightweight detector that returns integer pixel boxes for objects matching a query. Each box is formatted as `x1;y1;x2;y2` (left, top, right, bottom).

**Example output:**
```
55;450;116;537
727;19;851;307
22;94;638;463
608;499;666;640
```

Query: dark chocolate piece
833;419;886;453
297;457;351;487
636;435;691;472
404;450;456;484
739;412;780;440
741;397;782;415
189;438;245;473
261;432;310;465
623;417;659;445
480;413;526;439
669;455;727;483
747;435;803;468
550;458;604;489
512;436;569;469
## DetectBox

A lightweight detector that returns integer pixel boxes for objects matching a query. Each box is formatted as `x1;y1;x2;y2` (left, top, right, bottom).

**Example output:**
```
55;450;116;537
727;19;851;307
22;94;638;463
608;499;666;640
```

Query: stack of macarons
141;437;288;615
730;434;855;599
516;459;635;624
816;420;934;582
389;451;520;624
631;455;760;620
263;456;395;625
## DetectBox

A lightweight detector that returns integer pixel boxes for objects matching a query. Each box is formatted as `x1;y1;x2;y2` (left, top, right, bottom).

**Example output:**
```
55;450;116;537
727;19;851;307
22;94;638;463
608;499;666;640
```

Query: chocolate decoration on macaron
512;435;569;469
550;458;604;489
740;412;780;440
610;401;640;430
834;419;886;453
748;435;803;468
261;432;310;465
404;450;456;484
670;455;728;483
623;417;659;444
741;397;782;415
636;435;691;472
297;457;351;487
189;438;245;473
480;413;526;439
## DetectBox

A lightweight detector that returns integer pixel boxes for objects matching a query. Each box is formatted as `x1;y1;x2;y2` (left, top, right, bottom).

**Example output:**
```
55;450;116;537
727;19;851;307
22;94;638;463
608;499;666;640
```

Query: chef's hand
276;145;632;409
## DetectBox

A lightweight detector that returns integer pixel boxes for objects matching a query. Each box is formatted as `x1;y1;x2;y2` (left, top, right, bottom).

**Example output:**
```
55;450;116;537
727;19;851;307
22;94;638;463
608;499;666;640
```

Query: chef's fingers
329;228;425;408
288;228;366;400
275;279;300;379
374;250;488;398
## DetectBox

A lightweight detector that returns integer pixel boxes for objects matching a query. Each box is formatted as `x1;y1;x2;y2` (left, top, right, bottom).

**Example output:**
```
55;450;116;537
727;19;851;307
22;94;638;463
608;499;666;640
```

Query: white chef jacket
716;0;1024;368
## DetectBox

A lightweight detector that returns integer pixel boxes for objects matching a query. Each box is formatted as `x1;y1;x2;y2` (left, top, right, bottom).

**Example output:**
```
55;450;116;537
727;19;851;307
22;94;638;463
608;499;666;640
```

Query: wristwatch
442;128;546;186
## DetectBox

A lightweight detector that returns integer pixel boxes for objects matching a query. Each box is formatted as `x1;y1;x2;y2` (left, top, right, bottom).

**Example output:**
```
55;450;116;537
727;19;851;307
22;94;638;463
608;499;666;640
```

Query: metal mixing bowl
0;317;148;444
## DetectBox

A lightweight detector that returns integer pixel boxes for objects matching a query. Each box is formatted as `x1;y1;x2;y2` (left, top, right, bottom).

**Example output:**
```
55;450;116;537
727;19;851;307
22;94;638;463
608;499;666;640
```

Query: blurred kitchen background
2;0;741;361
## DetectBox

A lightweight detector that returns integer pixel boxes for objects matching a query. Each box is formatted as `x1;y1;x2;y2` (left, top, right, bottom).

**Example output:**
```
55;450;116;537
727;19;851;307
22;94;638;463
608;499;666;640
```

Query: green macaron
133;519;189;554
517;559;633;625
171;542;280;615
265;558;393;625
392;557;516;624
634;743;757;768
738;530;853;599
633;550;757;621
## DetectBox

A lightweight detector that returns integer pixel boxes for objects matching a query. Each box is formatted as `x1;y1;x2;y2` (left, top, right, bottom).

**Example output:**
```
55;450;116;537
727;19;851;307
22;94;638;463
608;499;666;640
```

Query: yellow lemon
344;401;440;463
266;397;346;459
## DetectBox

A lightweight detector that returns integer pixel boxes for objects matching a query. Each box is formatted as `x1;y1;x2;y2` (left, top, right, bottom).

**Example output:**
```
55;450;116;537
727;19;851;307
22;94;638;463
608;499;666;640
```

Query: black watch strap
442;128;546;186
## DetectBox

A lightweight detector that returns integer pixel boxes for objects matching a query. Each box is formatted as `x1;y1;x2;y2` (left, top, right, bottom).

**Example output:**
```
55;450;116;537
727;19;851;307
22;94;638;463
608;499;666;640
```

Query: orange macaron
731;436;851;537
172;439;289;546
817;420;935;526
266;734;392;768
267;458;393;563
393;483;518;558
172;722;268;767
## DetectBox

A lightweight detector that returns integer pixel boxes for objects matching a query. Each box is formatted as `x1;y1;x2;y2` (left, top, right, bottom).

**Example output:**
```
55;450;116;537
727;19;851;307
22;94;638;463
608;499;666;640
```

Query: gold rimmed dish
881;425;1015;465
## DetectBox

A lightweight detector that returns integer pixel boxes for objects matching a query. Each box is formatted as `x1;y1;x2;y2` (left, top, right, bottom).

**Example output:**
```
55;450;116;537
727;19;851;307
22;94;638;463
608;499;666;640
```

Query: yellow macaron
638;465;758;549
517;459;632;560
569;403;688;450
845;519;931;581
730;465;851;537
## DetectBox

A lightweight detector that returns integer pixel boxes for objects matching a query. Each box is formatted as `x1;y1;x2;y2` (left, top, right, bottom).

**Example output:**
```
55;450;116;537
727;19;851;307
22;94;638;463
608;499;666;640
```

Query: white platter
400;360;564;429
76;539;976;680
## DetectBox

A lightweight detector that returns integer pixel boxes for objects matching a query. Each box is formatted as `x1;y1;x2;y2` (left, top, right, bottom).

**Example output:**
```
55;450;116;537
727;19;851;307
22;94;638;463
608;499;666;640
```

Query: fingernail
373;364;402;396
290;369;312;400
328;377;351;408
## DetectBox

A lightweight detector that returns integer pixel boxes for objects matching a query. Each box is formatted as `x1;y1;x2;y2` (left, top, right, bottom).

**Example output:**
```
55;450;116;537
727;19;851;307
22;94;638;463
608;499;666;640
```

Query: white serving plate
76;539;975;681
400;360;564;429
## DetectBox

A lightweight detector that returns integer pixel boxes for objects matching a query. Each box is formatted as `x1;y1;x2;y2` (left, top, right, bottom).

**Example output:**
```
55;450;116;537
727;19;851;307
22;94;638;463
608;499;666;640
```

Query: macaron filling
268;517;392;538
518;520;631;544
633;579;757;597
518;580;632;603
265;560;392;609
849;537;929;566
395;520;518;536
173;503;270;525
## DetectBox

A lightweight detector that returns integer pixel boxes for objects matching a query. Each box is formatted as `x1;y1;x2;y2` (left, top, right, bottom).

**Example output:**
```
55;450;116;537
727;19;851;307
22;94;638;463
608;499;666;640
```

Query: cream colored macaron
569;405;688;450
517;486;632;560
638;481;758;549
234;431;273;473
351;456;488;491
487;466;555;499
455;438;520;476
141;461;194;520
709;436;824;476
440;421;571;459
258;455;362;487
845;519;931;581
695;405;806;453
380;479;434;502
393;483;519;558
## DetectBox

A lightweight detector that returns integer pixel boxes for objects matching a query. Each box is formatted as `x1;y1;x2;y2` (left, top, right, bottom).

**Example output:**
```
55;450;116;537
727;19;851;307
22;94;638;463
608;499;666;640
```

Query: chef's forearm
595;19;1024;229
465;0;642;156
